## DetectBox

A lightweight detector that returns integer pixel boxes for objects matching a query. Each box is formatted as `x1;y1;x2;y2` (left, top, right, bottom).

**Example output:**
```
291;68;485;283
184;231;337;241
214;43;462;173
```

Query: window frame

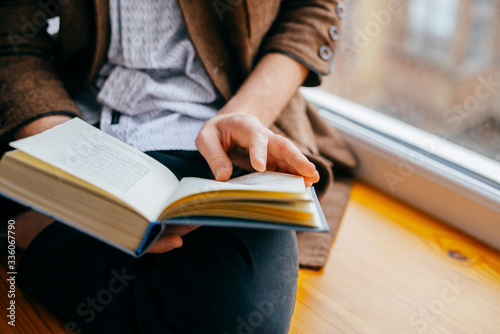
301;88;500;250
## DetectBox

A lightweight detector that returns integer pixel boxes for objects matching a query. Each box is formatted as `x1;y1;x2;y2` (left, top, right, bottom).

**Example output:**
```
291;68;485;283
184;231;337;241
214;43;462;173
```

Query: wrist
219;95;274;127
13;115;73;140
218;53;308;127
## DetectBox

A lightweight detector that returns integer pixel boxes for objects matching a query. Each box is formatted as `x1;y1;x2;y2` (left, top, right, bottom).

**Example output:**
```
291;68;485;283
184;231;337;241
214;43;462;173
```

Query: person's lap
16;150;299;333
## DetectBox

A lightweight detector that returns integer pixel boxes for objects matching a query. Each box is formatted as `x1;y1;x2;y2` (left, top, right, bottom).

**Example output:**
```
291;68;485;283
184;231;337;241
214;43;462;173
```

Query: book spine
135;221;164;256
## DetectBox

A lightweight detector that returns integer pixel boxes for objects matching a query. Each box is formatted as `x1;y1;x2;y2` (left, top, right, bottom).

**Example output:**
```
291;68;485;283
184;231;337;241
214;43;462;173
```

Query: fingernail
215;166;226;179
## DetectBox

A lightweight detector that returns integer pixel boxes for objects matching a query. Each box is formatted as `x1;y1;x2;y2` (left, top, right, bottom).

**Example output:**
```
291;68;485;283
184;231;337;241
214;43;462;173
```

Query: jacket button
329;25;340;41
319;45;333;61
336;2;346;19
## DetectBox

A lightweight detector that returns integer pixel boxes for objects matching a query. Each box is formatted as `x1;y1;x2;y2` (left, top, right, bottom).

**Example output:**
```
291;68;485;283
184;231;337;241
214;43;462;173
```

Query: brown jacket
0;0;356;268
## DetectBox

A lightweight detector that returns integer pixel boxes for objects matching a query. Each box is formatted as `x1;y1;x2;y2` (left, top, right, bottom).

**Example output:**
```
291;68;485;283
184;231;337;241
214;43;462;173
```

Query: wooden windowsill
291;181;500;333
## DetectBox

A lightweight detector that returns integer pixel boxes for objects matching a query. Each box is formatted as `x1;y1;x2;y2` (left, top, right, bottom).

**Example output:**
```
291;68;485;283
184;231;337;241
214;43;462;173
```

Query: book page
227;172;306;191
10;118;179;221
164;171;308;209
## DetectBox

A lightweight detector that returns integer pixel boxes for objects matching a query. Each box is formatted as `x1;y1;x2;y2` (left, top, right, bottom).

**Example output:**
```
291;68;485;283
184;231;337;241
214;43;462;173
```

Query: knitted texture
76;0;222;151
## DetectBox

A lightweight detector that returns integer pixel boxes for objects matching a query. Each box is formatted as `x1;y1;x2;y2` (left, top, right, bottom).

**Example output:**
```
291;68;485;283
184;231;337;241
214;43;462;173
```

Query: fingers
147;225;201;253
163;224;200;237
267;134;317;177
197;114;269;178
147;234;183;253
227;147;254;172
196;125;233;181
196;113;319;185
248;128;270;172
304;170;320;187
267;154;320;186
225;115;270;172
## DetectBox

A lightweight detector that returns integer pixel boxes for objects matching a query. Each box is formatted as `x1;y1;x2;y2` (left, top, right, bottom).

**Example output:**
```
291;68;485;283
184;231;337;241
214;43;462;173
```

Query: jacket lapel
88;0;110;90
177;0;241;101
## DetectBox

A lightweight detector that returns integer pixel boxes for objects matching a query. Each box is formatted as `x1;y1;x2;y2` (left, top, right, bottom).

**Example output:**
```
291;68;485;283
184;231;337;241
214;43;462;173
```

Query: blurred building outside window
321;0;500;163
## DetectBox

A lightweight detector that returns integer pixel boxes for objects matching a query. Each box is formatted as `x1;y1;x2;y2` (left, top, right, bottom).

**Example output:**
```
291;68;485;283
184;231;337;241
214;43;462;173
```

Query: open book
0;118;328;256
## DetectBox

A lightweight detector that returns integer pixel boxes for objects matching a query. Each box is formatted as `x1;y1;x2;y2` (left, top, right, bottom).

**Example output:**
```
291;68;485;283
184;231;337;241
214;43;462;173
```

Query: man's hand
195;53;319;186
13;114;73;140
147;224;200;253
196;113;320;187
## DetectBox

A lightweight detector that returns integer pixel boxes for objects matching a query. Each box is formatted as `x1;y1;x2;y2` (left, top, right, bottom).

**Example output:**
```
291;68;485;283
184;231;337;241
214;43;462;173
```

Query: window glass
322;0;500;162
406;0;459;62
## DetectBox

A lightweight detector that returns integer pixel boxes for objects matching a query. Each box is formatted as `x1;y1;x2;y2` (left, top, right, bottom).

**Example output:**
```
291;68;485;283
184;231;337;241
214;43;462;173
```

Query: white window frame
301;88;500;250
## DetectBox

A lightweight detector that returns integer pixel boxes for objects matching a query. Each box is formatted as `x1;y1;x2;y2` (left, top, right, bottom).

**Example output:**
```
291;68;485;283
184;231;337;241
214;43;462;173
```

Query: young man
0;0;353;332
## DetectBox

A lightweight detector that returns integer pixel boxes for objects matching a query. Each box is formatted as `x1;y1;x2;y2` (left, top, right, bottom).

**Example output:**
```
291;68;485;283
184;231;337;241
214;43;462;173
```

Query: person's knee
224;283;297;334
143;228;299;333
213;229;299;334
235;228;299;282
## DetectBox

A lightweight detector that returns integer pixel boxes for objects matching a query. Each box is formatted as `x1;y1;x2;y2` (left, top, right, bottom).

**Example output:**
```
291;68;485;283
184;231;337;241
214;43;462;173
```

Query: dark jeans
16;151;299;334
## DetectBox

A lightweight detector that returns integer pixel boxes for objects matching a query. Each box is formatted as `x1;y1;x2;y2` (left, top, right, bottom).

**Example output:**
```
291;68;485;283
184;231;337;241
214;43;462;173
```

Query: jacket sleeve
260;0;345;87
0;0;80;142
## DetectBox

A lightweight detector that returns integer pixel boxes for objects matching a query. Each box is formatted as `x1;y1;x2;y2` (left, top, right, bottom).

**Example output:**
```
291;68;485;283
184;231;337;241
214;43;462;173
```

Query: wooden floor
1;181;500;333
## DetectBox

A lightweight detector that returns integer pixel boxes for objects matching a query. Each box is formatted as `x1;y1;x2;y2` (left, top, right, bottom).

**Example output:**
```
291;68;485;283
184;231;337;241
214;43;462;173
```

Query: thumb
195;127;233;181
